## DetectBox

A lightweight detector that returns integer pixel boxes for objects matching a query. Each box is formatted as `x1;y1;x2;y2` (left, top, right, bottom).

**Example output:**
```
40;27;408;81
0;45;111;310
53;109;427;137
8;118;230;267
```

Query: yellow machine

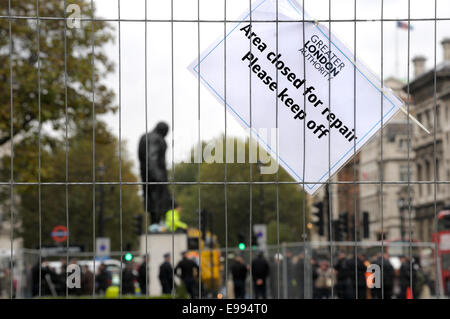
186;228;222;291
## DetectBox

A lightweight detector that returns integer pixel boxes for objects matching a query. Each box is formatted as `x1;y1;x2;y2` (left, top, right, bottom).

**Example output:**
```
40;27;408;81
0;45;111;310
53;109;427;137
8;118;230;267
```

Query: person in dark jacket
334;253;352;299
31;261;41;297
96;263;109;295
371;253;395;299
175;252;199;298
348;254;367;299
32;259;55;297
231;255;248;299
81;265;94;295
121;263;136;295
159;253;174;295
56;259;67;296
251;252;270;299
398;256;424;298
138;257;149;295
398;256;411;299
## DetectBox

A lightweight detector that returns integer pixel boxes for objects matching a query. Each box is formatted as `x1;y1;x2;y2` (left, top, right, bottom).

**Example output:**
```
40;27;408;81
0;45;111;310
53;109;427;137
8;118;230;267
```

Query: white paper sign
188;0;403;195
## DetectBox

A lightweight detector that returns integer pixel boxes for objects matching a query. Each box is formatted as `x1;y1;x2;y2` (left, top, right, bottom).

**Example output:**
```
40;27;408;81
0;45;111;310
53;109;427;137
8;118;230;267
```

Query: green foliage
0;0;116;147
266;220;298;245
173;137;308;247
0;1;128;250
174;283;190;299
2;121;144;251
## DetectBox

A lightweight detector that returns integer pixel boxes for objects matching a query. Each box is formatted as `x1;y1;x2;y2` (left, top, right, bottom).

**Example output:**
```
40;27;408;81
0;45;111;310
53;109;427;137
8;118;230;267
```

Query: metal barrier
0;241;439;299
1;0;449;299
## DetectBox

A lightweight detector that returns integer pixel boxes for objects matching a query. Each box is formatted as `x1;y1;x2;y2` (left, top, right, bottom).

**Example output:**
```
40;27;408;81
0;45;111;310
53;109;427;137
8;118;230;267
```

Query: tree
266;221;297;245
0;1;123;250
0;1;116;147
172;137;308;247
1;121;144;251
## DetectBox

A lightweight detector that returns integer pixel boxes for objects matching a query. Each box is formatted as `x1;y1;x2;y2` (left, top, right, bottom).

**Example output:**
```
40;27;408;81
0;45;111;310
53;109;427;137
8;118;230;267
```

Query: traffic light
333;220;342;241
124;242;133;262
124;252;133;262
238;232;246;250
338;212;348;240
362;211;370;239
312;202;324;236
251;231;258;250
132;214;143;236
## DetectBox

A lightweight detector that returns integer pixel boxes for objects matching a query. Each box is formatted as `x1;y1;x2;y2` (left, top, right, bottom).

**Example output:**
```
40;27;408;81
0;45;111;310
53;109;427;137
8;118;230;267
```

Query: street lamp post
397;198;406;242
397;186;415;256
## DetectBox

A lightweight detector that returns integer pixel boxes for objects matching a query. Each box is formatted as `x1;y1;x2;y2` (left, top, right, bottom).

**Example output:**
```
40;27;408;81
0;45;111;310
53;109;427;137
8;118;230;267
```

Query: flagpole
395;20;399;77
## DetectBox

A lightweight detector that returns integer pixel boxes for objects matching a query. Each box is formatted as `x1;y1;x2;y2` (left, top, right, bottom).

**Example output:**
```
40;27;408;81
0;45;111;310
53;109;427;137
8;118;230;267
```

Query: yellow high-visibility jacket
165;208;187;231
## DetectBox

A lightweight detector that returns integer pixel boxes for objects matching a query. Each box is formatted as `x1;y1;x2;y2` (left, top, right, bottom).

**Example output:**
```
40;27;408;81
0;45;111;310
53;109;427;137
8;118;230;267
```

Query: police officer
159;253;174;295
175;252;199;298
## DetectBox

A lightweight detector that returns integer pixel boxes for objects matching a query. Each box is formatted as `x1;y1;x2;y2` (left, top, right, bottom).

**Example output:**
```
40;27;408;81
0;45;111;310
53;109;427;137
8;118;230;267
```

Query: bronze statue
138;122;170;226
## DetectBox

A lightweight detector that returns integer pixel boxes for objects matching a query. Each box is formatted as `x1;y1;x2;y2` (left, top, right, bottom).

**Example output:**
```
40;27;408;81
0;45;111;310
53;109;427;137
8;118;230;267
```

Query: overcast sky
91;0;450;176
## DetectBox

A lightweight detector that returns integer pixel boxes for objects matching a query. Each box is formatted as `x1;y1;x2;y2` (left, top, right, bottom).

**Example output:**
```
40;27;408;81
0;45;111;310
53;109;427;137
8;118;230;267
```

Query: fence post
304;242;313;299
282;243;288;298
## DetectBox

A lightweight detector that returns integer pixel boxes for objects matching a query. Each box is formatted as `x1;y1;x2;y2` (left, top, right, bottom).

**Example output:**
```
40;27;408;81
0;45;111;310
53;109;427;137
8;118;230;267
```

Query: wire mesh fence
0;241;440;299
1;0;450;299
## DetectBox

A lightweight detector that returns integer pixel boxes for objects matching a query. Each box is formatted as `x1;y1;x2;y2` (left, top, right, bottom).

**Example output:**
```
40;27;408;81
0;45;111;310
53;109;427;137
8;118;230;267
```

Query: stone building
358;78;413;241
335;155;360;241
408;39;450;242
311;158;360;242
310;39;450;243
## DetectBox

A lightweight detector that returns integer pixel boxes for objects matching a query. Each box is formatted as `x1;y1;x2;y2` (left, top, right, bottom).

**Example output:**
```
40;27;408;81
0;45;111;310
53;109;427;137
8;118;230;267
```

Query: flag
397;21;413;30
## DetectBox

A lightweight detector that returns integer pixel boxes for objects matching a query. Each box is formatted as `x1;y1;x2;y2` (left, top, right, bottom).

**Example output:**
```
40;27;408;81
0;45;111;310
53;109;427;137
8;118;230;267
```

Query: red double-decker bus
433;210;450;295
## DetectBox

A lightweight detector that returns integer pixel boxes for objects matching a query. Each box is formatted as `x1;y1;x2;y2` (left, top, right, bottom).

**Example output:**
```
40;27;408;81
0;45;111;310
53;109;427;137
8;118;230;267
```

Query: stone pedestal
139;233;187;296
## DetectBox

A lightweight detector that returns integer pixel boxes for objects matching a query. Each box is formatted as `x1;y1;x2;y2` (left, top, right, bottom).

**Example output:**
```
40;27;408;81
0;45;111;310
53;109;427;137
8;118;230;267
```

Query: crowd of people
229;251;433;299
20;252;198;298
0;249;434;299
28;258;110;297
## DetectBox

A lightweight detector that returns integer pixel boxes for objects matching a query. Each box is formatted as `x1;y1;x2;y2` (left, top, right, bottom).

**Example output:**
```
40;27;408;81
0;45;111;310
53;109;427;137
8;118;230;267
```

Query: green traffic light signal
238;243;246;250
124;253;133;261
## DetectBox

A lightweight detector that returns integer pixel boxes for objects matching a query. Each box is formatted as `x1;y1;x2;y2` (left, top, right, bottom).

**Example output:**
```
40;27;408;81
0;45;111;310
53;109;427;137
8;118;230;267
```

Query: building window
399;138;407;150
400;165;410;182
